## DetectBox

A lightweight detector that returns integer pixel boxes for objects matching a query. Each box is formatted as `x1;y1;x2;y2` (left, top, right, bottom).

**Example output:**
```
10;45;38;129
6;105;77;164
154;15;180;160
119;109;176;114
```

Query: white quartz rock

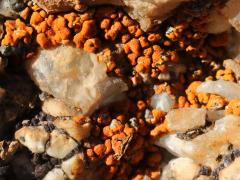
223;59;240;82
28;45;128;115
219;157;240;180
46;130;78;159
165;108;206;132
15;126;49;153
207;110;225;122
197;80;240;101
43;168;65;180
156;115;240;169
150;92;175;112
53;118;91;142
161;157;200;180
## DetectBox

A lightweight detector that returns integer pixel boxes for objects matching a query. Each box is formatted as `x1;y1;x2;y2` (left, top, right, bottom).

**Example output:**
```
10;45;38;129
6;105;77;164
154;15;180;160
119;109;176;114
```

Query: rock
165;108;207;132
42;98;80;117
43;168;65;180
46;130;78;159
0;0;25;18
206;110;225;122
197;80;240;101
15;126;49;153
28;45;128;115
53;118;91;142
223;59;240;83
161;157;200;180
150;92;175;112
61;153;85;180
0;73;36;138
156;115;240;169
219;157;240;180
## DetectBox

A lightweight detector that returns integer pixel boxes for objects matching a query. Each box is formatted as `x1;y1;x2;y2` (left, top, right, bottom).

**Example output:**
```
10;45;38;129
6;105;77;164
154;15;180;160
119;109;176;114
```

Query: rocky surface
0;0;26;18
150;92;175;113
219;157;240;180
27;45;128;116
156;115;240;169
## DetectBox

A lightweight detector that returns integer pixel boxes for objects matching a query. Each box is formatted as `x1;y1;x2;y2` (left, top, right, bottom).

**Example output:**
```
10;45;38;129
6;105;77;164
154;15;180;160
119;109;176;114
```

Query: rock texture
28;45;128;115
161;157;200;180
150;92;175;113
156;115;240;169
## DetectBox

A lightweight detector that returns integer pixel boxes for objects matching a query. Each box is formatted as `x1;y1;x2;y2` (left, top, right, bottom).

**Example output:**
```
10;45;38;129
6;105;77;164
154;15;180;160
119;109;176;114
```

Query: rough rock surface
150;92;175;113
28;45;128;115
161;157;200;180
165;108;207;132
156;115;240;169
43;168;65;180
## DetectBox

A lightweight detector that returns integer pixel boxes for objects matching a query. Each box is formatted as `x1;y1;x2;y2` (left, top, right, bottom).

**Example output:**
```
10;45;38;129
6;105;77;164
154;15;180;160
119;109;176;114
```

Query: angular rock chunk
46;130;78;159
15;126;49;153
197;80;240;101
43;168;65;180
28;45;128;115
150;92;175;113
53;118;91;142
219;157;240;180
165;108;206;132
156;115;240;169
161;157;200;180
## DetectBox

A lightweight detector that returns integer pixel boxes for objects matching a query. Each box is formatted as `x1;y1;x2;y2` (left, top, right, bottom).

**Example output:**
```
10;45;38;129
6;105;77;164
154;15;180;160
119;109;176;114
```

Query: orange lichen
225;99;240;116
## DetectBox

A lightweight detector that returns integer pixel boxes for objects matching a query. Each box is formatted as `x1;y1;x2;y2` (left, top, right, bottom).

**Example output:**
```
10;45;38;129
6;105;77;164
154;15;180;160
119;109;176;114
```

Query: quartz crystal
28;45;128;115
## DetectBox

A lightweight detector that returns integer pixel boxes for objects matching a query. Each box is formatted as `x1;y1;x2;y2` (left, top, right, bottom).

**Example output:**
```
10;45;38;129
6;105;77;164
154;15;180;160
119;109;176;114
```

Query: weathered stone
161;157;200;180
219;157;240;180
28;45;128;115
156;115;240;169
165;108;206;132
150;92;175;113
53;118;91;142
15;126;49;153
197;80;240;101
46;130;78;159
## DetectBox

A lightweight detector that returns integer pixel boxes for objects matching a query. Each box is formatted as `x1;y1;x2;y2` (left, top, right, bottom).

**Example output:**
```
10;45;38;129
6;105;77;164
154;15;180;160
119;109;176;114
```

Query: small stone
161;157;200;180
150;92;175;112
28;45;128;115
197;80;240;101
53;118;91;142
15;126;49;153
46;130;78;159
43;168;65;180
165;108;207;132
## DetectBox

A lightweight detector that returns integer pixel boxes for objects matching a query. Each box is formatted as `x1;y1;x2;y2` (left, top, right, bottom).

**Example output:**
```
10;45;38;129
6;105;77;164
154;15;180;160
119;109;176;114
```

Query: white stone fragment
223;59;240;82
53;119;91;142
61;153;85;180
219;157;240;180
43;168;65;180
15;126;49;153
42;98;80;117
46;130;78;159
161;157;200;180
28;45;128;115
207;110;225;122
150;92;175;113
165;108;206;132
156;115;240;169
197;80;240;101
